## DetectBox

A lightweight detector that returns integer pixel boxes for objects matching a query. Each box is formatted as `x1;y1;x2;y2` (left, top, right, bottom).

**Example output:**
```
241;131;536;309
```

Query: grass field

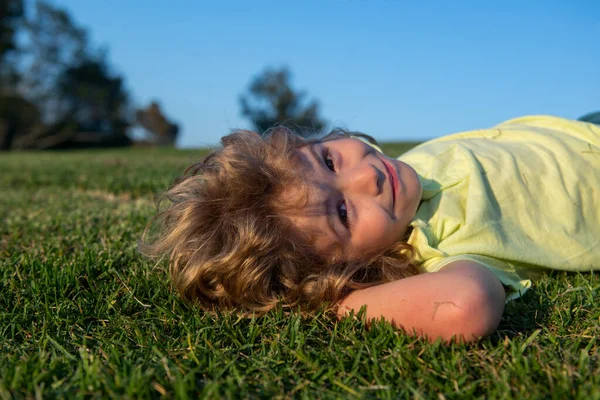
1;143;599;399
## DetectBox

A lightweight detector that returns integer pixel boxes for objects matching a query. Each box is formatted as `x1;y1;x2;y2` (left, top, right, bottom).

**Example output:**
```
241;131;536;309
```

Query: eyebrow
307;143;343;244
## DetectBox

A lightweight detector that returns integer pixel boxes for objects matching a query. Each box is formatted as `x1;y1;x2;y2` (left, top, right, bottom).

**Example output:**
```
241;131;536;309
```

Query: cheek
359;211;396;248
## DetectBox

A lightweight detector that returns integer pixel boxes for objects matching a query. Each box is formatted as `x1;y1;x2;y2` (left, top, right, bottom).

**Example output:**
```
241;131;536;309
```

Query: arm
337;261;506;342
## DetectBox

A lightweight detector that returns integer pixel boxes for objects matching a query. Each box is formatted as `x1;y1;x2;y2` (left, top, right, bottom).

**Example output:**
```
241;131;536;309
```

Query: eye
338;201;350;228
323;148;336;172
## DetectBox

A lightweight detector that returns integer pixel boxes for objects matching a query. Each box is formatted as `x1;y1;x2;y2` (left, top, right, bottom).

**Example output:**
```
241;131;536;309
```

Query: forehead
283;144;343;257
285;144;323;217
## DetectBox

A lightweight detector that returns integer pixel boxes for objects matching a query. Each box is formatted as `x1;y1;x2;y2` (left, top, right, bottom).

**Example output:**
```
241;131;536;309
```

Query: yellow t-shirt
398;115;600;301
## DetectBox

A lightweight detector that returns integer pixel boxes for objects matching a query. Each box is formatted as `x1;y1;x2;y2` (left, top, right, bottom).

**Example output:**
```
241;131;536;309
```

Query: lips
381;158;398;212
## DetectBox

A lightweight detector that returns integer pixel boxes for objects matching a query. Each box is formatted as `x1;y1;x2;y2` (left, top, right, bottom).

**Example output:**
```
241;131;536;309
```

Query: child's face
286;137;422;259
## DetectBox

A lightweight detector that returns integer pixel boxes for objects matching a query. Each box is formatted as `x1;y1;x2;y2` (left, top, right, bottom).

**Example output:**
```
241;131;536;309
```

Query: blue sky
49;0;600;147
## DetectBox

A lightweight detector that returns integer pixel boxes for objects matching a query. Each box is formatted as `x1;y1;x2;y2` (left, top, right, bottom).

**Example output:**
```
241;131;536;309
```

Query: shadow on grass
491;287;553;342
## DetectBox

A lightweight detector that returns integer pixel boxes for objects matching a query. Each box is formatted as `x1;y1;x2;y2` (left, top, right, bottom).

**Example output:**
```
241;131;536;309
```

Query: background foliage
0;0;179;149
240;67;326;136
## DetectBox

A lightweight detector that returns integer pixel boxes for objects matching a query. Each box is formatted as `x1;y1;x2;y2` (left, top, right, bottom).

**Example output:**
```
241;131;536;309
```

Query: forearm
338;262;506;342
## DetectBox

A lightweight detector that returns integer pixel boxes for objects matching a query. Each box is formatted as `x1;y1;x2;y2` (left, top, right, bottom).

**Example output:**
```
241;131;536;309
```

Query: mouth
381;157;397;212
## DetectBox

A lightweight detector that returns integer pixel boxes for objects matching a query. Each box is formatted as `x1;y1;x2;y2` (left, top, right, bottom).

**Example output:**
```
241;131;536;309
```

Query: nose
338;162;382;197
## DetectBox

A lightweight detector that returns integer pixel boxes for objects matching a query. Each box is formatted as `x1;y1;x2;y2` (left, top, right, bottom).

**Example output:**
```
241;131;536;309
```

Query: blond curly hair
139;126;418;313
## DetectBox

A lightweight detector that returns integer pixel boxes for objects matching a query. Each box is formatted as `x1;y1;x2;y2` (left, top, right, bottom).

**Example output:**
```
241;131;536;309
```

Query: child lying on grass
140;115;600;342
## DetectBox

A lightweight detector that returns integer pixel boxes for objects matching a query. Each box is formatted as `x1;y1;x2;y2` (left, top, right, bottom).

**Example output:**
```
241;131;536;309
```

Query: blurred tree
0;0;26;149
57;57;131;143
0;94;40;150
20;1;89;121
0;0;23;61
579;111;600;125
1;1;181;150
135;101;179;146
240;67;326;136
1;1;135;149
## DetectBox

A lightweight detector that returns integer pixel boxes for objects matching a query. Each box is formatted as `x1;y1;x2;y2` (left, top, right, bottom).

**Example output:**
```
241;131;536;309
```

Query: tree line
1;0;595;150
0;1;326;151
0;0;180;150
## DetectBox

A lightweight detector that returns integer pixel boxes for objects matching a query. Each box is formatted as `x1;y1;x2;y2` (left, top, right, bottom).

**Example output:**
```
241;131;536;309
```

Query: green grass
1;144;598;399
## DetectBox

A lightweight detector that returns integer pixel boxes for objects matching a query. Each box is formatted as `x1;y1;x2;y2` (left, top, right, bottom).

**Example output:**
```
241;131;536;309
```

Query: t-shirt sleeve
420;254;533;302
